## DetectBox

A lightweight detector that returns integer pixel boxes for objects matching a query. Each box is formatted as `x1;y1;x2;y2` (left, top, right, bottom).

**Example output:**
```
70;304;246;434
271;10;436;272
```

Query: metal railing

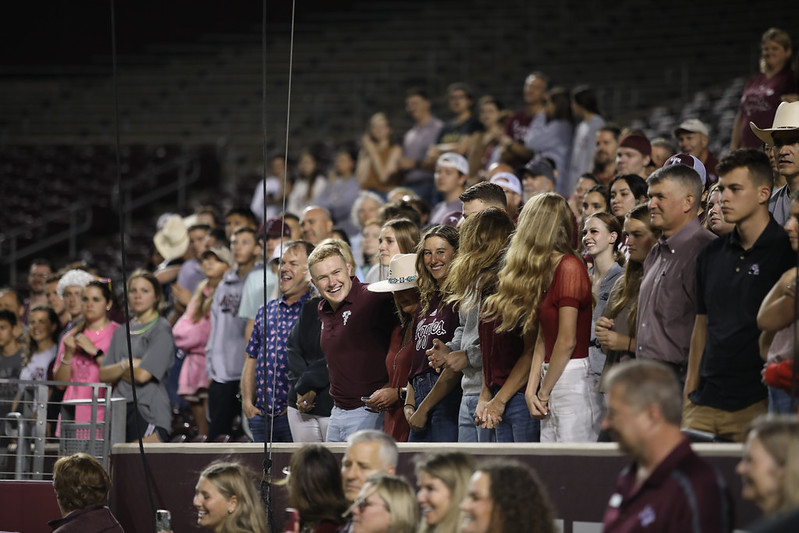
0;379;125;480
113;154;201;229
0;202;92;286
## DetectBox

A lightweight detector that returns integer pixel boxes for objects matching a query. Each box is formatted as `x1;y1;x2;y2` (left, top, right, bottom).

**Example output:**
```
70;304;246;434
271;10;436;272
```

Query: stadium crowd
2;25;799;533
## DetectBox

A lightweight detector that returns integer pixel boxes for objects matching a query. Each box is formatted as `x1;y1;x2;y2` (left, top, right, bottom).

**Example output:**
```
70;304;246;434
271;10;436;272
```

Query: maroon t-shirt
318;277;398;409
602;437;732;533
408;293;459;380
738;66;797;149
478;316;524;390
537;254;592;363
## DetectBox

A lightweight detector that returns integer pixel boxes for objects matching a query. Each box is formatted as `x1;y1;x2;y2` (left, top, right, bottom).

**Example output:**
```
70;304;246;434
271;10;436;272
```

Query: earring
227;509;233;515
106;306;111;311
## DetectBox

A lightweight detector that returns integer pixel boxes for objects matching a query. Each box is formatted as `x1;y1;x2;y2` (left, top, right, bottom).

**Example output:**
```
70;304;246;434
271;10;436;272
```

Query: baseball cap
263;217;292;238
490;172;523;195
673;118;709;138
201;246;235;267
663;153;707;186
436;152;469;175
619;133;652;157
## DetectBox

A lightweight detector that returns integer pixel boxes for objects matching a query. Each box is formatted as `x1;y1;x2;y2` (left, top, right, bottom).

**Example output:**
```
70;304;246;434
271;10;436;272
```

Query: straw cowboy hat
367;254;418;293
750;101;799;145
153;214;189;261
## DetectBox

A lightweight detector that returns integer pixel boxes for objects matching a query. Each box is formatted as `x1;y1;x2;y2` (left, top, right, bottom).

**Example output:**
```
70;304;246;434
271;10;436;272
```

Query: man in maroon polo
601;360;732;533
308;243;398;442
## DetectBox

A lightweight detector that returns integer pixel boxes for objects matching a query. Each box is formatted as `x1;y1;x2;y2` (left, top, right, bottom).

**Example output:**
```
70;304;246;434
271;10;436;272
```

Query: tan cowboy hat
750;101;799;145
153;214;189;261
367;254;418;293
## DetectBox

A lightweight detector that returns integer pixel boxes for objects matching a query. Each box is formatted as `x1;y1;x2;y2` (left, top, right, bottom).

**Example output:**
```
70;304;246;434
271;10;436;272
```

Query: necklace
130;314;159;336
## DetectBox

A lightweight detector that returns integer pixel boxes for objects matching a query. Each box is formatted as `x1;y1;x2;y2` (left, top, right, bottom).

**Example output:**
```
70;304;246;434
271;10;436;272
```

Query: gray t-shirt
103;316;174;431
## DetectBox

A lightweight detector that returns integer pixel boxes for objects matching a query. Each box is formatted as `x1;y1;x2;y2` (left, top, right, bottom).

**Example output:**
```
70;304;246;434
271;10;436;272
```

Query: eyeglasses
344;493;389;517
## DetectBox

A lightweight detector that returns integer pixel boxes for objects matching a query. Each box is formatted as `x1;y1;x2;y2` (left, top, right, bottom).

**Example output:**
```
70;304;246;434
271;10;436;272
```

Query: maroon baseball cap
618;132;652;157
263;217;292;238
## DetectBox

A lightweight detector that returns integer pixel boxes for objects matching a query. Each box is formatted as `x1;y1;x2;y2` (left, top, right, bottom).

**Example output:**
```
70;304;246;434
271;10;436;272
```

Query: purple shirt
246;290;313;414
603;437;732;533
637;218;716;366
318;277;398;409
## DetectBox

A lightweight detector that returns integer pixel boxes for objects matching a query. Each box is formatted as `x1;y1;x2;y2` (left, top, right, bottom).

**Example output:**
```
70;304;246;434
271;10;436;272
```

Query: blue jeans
494;390;540;443
409;372;461;442
248;413;292;443
458;394;495;443
326;406;383;443
769;386;796;414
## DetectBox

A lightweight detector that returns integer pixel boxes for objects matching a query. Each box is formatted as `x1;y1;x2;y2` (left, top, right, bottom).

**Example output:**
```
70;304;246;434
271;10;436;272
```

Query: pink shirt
54;321;120;424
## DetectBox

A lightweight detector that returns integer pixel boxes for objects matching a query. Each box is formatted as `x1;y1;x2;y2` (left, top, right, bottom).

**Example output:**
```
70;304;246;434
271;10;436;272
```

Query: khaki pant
683;398;767;443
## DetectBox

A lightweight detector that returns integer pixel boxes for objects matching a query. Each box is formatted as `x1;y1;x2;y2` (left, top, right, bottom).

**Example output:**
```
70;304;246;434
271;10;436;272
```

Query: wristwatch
93;349;104;361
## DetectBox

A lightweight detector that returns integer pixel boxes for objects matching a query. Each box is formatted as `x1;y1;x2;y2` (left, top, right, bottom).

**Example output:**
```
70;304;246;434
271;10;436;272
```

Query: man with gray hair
341;429;398;502
636;162;716;381
601;360;732;533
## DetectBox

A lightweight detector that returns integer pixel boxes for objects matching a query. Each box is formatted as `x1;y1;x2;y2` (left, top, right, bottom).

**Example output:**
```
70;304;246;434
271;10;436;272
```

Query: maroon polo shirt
602;437;733;533
318;277;397;409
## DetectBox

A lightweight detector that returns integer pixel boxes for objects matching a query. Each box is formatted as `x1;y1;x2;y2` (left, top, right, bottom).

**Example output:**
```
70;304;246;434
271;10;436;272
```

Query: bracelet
403;403;416;410
536;392;549;403
60;357;73;366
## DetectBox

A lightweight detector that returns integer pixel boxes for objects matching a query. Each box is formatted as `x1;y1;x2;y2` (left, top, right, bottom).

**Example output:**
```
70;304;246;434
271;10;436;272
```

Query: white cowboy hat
750;101;799;145
367;254;418;293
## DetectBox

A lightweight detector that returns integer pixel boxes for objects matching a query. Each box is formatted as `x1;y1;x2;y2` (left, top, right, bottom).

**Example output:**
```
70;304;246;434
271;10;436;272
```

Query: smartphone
155;509;171;532
284;507;299;533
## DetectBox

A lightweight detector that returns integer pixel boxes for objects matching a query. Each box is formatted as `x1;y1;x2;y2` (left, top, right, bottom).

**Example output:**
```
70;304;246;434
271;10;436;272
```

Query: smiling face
310;254;352;311
610;179;639;218
623;217;658;264
460;471;494;533
378;227;401;267
600;383;650;460
582;217;617;258
82;285;109;323
677;132;709;158
737;432;784;514
194;477;236;532
423;236;456;285
279;247;310;302
128;277;158;318
301;207;334;244
417;471;453;526
29;309;56;346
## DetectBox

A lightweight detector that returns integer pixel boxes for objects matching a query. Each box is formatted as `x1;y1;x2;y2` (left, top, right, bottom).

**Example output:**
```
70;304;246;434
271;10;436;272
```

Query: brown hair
52;453;111;514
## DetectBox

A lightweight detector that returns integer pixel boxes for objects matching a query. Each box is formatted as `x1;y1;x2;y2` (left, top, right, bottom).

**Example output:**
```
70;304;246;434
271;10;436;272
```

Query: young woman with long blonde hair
483;193;595;442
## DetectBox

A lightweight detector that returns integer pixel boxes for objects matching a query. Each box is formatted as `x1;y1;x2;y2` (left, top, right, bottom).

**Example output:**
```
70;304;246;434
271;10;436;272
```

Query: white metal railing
0;379;125;480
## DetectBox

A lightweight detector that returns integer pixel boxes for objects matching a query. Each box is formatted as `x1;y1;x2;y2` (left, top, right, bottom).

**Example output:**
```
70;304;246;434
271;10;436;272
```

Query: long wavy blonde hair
443;208;514;311
482;193;577;335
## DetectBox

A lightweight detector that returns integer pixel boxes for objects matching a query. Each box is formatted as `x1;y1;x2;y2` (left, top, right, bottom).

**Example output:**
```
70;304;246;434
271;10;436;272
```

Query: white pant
287;407;330;443
540;358;601;443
